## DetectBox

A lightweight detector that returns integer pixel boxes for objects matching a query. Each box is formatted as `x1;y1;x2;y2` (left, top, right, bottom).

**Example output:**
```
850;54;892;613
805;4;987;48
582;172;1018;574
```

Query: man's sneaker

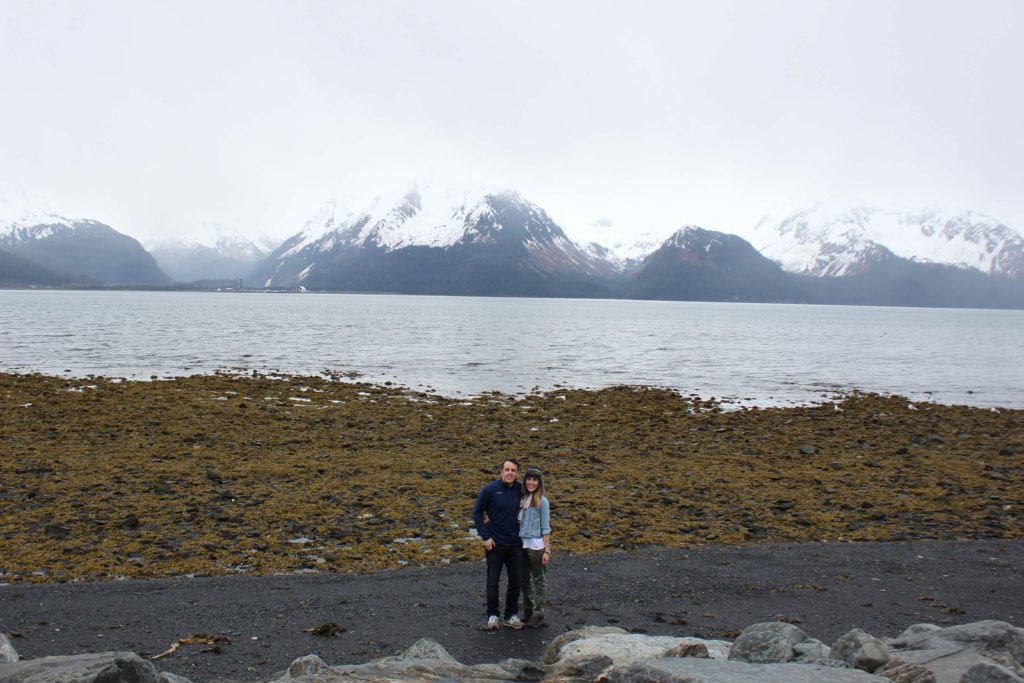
503;614;525;629
480;615;501;630
527;614;545;628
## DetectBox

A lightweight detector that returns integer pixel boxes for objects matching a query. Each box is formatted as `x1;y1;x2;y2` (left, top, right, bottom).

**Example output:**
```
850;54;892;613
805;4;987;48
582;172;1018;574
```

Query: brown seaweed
1;372;1020;584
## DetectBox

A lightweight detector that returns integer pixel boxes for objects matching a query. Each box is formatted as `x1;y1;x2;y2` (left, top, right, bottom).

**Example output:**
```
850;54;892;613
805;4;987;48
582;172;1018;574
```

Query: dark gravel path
2;540;1022;682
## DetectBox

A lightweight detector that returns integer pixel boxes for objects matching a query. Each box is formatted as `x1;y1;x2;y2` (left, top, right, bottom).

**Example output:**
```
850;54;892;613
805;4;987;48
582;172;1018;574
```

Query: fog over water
2;290;1022;409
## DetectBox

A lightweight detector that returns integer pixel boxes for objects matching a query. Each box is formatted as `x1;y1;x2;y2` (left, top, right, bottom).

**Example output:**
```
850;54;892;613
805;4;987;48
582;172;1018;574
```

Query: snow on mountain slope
146;228;272;282
0;192;77;242
352;186;493;249
278;196;359;258
568;217;666;270
282;185;519;258
598;232;665;263
752;203;1024;278
904;207;1024;276
146;230;268;263
284;185;568;255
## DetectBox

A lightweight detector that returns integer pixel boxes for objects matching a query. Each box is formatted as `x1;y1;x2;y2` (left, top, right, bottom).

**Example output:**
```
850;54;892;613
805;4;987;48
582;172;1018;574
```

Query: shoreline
2;366;1020;412
2;540;1022;682
1;366;1006;412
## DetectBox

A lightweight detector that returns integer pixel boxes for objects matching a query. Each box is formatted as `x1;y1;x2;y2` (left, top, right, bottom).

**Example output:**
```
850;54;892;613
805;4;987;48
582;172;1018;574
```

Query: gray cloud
1;0;1021;246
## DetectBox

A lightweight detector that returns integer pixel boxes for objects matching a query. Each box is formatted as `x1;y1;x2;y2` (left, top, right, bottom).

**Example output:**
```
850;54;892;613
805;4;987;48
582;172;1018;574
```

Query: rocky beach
1;371;1022;681
2;542;1023;681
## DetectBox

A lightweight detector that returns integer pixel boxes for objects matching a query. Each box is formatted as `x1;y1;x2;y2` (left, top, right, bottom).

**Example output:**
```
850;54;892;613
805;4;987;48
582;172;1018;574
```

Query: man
472;458;525;630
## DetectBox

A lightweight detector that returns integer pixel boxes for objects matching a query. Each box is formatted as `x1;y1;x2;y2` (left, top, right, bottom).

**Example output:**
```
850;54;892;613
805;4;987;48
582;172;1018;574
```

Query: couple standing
471;458;551;630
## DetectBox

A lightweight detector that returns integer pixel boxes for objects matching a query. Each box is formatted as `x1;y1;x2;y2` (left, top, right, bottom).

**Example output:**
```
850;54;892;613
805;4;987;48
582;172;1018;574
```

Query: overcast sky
2;0;1022;246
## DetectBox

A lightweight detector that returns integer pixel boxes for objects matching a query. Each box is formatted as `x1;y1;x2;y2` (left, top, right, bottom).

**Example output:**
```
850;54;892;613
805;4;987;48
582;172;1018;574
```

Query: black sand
3;540;1022;682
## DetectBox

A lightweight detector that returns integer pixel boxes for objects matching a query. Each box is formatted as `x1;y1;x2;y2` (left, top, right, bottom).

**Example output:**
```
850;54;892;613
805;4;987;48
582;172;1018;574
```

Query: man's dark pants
485;544;524;619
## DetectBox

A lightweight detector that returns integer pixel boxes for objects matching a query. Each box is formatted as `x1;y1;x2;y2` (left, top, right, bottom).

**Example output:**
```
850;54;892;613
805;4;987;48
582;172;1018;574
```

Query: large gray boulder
0;635;17;664
897;624;945;640
540;653;615;683
546;630;730;668
960;661;1024;683
890;621;1024;668
831;628;892;672
881;621;1024;683
878;647;984;683
541;626;632;664
0;651;161;683
727;621;809;663
285;654;329;679
603;657;890;682
793;637;834;663
284;638;542;682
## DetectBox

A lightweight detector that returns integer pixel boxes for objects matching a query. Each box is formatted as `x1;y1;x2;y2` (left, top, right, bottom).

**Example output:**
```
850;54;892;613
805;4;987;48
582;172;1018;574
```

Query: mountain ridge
1;218;170;286
3;188;1022;308
1;191;171;286
627;226;805;302
147;232;270;283
752;203;1024;280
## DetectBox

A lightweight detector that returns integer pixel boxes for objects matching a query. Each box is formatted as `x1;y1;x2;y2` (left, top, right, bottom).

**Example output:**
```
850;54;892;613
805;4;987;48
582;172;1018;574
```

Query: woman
518;466;551;628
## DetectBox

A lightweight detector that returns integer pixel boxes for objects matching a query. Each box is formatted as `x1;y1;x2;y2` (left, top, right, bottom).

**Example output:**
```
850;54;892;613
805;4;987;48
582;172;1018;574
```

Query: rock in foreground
0;651;164;683
4;619;1022;683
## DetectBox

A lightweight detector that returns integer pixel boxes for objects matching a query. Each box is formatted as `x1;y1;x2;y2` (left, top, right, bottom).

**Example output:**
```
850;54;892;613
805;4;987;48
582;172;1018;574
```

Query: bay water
1;289;1021;408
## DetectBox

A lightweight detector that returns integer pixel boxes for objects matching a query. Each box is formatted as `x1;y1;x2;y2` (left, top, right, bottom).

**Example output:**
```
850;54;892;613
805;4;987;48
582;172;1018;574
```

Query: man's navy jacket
472;478;523;546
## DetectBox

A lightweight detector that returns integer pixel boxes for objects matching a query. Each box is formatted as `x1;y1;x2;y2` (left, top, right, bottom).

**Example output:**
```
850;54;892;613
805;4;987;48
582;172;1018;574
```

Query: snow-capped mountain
1;192;169;286
568;218;665;273
147;230;272;283
628;226;803;302
253;185;619;296
277;186;497;254
581;234;664;273
593;233;664;263
752;204;1024;279
0;193;77;241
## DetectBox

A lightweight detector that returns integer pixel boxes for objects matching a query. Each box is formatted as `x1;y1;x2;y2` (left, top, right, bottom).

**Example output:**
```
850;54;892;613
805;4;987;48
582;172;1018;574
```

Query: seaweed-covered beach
2;371;1023;681
1;372;1021;583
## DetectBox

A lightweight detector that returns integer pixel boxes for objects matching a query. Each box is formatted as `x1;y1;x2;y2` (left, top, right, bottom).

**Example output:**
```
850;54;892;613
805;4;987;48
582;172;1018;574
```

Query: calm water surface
1;290;1022;408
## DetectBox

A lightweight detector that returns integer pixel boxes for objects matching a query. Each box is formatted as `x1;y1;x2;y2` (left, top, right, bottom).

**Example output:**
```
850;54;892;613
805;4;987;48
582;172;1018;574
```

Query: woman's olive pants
522;548;547;615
